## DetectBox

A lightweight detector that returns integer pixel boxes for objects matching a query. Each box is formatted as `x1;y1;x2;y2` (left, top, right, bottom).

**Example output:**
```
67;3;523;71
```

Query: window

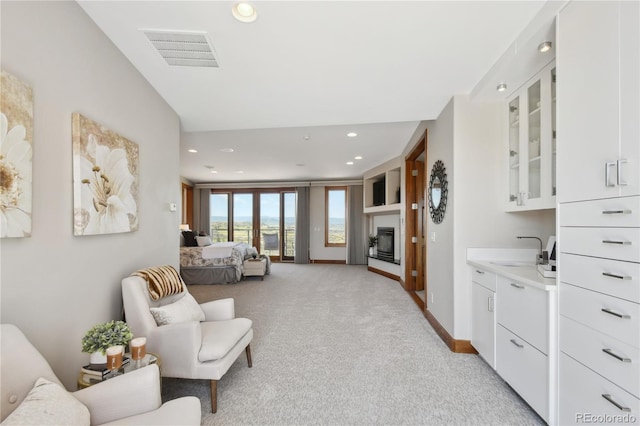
325;186;346;247
209;193;229;242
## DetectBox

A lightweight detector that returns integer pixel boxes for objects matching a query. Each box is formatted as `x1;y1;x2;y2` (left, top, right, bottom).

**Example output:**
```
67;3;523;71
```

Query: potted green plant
82;320;132;364
368;234;378;256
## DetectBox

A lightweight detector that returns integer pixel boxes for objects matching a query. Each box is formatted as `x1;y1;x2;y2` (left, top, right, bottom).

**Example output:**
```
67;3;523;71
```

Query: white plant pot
90;351;107;365
369;247;375;256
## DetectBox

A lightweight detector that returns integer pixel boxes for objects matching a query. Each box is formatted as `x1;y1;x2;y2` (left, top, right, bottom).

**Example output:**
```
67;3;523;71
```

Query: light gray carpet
163;263;544;425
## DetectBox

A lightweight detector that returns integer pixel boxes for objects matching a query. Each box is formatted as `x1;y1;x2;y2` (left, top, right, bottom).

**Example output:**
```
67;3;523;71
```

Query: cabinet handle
602;240;631;245
605;162;617;187
617;159;628;186
601;394;631;412
510;339;524;349
602;348;632;363
601;308;631;319
488;296;494;313
510;282;525;289
602;209;632;215
602;272;632;280
475;270;485;275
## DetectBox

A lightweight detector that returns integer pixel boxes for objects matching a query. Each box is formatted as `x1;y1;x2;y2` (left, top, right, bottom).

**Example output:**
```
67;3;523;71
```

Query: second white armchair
122;270;253;413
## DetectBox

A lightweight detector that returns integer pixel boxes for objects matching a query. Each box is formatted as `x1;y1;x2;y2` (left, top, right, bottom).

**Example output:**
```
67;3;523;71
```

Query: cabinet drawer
560;227;640;263
471;268;496;292
560;352;640;425
560;283;639;347
559;253;640;303
560;315;640;398
496;276;548;353
560;196;640;227
496;325;548;422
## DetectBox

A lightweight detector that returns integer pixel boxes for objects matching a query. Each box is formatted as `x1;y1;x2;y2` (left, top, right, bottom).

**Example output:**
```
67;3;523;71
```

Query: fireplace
377;227;394;262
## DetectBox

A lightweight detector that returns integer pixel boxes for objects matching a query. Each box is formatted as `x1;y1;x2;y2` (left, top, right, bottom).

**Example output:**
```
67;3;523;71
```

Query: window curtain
198;188;210;235
294;186;310;264
347;185;366;265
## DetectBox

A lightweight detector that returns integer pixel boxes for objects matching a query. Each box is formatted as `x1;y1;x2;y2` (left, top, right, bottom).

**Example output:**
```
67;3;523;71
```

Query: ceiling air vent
142;30;218;68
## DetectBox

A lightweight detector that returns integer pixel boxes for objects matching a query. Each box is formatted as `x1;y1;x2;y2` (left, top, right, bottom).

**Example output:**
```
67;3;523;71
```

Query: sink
489;261;533;267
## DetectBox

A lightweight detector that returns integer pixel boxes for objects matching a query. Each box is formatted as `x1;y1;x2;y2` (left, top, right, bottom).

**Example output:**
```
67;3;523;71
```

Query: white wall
425;99;455;334
0;1;181;389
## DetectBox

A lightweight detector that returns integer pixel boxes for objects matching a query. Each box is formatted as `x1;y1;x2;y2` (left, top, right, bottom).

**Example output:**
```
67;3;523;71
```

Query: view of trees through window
326;187;346;246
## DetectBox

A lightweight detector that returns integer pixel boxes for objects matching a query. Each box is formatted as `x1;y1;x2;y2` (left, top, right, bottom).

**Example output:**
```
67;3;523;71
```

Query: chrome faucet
517;236;546;264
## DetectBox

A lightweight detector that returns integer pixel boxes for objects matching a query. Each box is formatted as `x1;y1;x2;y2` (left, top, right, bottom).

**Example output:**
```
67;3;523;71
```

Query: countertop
467;248;557;291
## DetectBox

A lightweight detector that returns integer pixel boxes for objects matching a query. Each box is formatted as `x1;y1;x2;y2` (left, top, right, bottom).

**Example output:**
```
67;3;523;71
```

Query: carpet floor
162;263;544;425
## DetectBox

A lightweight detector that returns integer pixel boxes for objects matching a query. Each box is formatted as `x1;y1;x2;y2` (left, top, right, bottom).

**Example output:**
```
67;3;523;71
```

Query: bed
179;241;249;285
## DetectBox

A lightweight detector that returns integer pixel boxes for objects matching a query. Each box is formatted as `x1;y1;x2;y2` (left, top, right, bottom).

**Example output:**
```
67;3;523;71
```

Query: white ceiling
77;1;550;184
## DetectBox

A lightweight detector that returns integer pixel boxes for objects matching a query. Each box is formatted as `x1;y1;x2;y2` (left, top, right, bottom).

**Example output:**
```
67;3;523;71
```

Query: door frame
404;131;427;310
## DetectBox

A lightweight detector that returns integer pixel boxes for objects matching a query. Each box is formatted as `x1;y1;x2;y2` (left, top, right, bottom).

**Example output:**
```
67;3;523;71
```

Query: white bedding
201;242;249;259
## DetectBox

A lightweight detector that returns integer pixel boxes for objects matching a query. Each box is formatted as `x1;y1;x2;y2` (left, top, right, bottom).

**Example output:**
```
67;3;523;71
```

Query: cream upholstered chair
0;323;201;425
122;268;253;413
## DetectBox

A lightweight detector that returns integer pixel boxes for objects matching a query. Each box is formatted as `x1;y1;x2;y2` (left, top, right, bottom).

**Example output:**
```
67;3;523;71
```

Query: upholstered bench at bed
243;258;267;280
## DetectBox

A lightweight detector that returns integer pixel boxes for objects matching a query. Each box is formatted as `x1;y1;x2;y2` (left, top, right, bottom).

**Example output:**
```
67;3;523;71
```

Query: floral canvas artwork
72;113;138;236
0;70;33;238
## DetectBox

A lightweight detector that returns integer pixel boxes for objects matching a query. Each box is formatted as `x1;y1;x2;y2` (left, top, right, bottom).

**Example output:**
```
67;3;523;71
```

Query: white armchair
121;273;253;413
0;323;201;425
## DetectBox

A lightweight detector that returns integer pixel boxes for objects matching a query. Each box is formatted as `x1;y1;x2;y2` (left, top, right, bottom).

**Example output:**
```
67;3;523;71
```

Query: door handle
605;162;617;187
617;159;628;186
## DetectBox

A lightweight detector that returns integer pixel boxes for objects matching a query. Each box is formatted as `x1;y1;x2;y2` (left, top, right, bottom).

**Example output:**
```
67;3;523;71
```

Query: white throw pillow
2;378;90;425
150;293;205;326
196;236;212;247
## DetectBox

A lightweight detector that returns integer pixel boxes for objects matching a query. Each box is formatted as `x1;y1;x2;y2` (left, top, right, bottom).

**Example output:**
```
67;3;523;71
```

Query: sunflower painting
72;113;138;236
0;70;33;238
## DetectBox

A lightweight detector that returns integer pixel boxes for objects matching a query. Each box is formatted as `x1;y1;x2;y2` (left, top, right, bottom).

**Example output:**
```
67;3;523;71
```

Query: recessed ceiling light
347;132;357;138
188;149;198;153
303;135;310;141
220;148;234;153
354;156;363;160
232;2;257;23
346;161;354;165
211;170;218;174
496;83;507;92
538;41;552;53
235;170;244;174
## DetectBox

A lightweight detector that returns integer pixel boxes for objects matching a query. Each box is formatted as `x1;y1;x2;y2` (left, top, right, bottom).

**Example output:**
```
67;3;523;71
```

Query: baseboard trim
425;309;477;354
408;291;425;311
310;259;346;264
367;266;400;281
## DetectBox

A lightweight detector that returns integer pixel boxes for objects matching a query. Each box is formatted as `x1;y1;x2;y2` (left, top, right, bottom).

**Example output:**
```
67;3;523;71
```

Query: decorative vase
90;351;107;365
369;247;375;257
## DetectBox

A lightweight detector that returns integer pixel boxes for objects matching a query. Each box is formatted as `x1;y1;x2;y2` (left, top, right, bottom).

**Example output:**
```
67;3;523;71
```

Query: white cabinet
496;275;551;422
557;1;639;203
471;268;496;369
363;157;401;214
557;2;640;423
506;61;557;211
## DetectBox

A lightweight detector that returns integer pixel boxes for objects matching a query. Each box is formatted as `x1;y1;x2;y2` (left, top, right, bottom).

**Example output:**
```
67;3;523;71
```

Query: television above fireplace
377;227;394;262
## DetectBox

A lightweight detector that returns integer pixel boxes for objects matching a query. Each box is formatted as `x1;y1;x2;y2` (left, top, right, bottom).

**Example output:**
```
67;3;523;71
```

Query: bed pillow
245;246;259;259
182;230;197;247
196;235;213;247
2;378;90;425
150;293;205;326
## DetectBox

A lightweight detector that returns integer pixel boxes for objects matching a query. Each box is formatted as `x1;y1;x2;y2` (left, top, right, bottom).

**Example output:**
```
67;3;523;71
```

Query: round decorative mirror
428;160;448;224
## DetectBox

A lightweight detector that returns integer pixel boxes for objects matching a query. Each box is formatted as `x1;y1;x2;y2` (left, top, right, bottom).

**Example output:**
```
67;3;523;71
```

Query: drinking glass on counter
106;345;124;377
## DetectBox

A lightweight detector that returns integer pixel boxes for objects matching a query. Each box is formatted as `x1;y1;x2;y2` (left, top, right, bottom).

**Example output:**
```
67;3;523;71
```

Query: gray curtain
198;188;210;235
347;185;366;265
294;186;310;264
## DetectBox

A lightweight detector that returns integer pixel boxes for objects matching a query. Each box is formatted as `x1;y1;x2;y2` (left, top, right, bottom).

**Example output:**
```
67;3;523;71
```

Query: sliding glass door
209;189;296;261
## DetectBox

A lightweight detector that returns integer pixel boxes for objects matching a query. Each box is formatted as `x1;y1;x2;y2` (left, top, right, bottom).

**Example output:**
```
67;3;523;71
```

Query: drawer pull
510;282;525;289
601;394;631;412
510;339;524;349
602;272;632;280
601;308;631;319
602;240;631;245
488;296;494;313
602;348;632;363
475;270;485;275
602;209;632;215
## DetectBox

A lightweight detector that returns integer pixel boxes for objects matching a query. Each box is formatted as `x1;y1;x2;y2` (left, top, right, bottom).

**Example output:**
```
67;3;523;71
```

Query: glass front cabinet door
506;61;556;211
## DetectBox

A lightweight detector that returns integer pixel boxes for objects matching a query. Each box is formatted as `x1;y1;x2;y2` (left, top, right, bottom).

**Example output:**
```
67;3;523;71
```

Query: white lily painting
72;113;138;236
0;70;33;238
